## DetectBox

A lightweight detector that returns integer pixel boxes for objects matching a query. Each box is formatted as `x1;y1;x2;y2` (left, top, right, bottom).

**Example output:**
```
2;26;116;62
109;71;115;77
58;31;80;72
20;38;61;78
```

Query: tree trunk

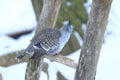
0;74;2;80
74;0;113;80
25;0;63;80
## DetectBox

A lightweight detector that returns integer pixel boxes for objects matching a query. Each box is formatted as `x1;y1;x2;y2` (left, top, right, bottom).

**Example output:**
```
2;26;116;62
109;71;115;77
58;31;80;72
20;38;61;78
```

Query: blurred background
0;0;120;80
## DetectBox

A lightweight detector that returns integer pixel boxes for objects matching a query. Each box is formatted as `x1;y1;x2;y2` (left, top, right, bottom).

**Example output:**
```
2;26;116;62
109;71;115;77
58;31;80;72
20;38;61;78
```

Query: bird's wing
33;28;61;52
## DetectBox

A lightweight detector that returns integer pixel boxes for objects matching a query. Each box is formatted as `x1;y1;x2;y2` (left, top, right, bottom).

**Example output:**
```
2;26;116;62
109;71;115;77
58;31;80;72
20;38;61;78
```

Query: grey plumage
17;20;73;59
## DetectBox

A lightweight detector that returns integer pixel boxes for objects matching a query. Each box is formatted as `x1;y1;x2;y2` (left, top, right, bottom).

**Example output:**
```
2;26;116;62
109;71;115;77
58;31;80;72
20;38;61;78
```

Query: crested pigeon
17;20;73;59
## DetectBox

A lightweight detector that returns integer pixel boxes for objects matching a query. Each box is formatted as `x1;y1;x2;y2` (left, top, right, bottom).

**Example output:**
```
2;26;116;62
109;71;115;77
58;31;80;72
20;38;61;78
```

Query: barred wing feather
34;28;61;52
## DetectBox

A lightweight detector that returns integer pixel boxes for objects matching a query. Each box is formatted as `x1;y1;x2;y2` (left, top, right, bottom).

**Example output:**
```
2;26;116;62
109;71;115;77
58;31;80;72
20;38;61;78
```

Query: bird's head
61;20;73;34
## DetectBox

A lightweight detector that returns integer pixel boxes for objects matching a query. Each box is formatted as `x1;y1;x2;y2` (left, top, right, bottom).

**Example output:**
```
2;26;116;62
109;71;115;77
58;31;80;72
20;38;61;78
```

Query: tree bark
35;0;63;34
25;0;63;80
74;0;113;80
25;57;43;80
0;74;2;80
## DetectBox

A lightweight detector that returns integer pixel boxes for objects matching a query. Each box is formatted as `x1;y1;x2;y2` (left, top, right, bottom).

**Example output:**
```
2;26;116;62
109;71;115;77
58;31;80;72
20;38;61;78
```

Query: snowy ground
0;0;120;80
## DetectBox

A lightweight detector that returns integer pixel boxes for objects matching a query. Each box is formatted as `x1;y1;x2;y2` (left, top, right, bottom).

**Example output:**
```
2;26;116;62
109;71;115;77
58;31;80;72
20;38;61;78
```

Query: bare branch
44;54;77;69
0;50;28;67
0;51;77;69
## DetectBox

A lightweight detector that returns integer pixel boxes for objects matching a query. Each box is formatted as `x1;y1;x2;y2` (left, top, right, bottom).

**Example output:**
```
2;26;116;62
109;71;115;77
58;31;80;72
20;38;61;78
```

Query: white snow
0;0;37;34
0;0;120;80
0;31;34;56
66;1;72;7
0;63;27;80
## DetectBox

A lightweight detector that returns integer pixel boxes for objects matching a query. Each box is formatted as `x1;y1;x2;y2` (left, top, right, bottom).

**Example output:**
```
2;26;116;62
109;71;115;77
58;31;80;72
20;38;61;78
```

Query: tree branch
44;54;77;69
0;50;77;69
0;50;27;67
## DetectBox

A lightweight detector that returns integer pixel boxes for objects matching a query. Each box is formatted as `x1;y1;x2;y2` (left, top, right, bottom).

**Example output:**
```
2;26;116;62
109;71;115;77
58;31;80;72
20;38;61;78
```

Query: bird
17;20;73;59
